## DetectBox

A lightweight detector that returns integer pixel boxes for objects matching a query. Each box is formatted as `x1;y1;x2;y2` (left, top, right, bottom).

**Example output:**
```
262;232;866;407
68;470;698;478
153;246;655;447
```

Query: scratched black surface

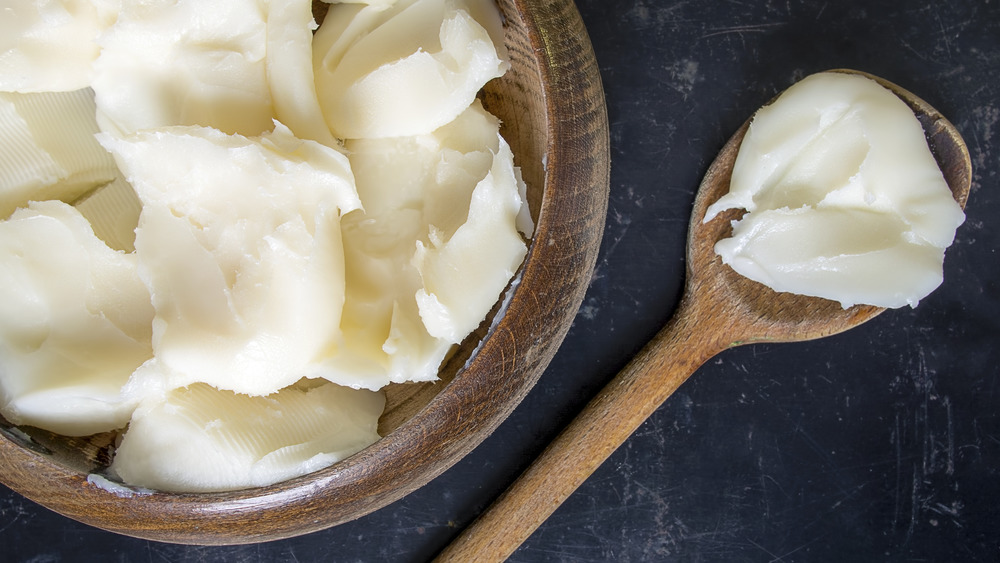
3;1;999;561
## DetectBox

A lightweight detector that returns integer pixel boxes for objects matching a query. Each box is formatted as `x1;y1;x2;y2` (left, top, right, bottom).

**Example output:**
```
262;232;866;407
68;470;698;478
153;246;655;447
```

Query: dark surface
3;0;999;561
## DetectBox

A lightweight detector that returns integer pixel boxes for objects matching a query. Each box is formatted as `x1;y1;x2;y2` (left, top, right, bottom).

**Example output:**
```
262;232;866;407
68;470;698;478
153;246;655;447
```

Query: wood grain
434;69;972;562
0;0;610;545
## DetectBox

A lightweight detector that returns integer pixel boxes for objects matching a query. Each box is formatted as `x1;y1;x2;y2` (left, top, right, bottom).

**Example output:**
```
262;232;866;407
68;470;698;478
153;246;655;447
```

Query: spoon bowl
437;68;973;562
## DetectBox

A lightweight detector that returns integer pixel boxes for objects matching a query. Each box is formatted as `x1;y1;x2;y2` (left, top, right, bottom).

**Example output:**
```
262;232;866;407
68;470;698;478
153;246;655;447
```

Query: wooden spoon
435;69;972;562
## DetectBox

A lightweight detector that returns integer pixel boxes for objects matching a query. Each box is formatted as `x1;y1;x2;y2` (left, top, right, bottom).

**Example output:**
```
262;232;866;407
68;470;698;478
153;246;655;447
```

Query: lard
0;89;119;218
99;124;361;398
322;101;530;389
0;200;152;436
92;0;273;138
0;0;117;93
313;0;507;138
112;380;383;492
0;0;529;492
705;72;965;309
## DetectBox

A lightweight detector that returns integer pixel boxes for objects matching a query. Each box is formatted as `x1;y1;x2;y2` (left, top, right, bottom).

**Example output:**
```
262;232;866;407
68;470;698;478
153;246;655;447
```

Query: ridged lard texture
111;381;384;492
0;201;153;436
313;0;507;139
319;101;531;390
0;89;119;218
704;72;965;309
99;124;362;397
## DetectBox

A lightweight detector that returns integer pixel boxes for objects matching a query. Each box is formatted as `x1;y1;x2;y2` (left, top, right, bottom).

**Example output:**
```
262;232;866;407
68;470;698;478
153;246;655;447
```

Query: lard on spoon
704;71;965;309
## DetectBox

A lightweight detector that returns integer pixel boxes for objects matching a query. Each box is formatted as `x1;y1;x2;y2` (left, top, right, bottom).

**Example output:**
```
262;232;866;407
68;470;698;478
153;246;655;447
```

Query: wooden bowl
0;0;609;545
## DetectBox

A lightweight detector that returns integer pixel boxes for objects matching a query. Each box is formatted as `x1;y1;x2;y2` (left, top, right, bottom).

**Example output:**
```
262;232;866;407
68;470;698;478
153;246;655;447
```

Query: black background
3;0;999;561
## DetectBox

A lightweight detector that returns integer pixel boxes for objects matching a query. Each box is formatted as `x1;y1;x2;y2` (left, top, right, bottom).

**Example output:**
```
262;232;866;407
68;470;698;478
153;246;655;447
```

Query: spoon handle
435;294;732;562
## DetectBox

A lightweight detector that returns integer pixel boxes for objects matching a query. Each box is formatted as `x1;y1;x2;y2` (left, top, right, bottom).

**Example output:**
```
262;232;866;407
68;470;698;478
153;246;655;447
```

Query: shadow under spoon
436;69;972;562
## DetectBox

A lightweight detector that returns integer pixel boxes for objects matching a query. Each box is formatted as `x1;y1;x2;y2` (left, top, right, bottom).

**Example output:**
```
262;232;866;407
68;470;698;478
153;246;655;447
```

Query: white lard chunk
265;0;338;147
413;131;531;342
99;124;362;396
0;89;119;218
0;0;117;93
92;0;274;138
314;0;508;139
318;101;531;389
111;380;384;492
0;0;529;493
0;201;153;435
704;72;965;309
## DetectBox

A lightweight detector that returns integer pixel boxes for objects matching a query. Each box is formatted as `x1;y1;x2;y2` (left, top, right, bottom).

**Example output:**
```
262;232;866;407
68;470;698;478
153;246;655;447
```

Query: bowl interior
0;0;609;544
